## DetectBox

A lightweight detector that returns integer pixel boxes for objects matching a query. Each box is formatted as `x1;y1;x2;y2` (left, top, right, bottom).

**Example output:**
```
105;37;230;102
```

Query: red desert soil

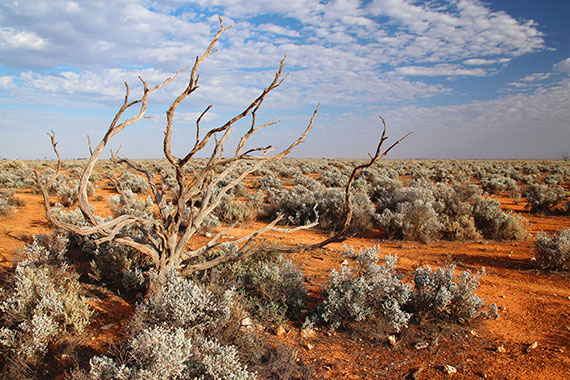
1;189;569;379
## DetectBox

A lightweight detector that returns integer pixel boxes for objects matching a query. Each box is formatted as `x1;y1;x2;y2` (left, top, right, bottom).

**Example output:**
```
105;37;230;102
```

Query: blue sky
1;0;569;159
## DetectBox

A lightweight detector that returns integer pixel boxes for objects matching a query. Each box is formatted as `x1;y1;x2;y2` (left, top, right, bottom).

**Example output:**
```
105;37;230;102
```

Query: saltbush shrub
410;265;498;323
472;199;528;240
76;268;255;380
77;326;254;380
524;184;566;214
0;189;23;215
265;185;374;234
481;175;520;196
0;235;91;378
376;199;441;243
213;196;251;224
118;171;149;194
109;189;154;219
316;247;412;333
133;267;233;333
312;246;497;334
195;248;307;326
534;229;570;271
0;160;35;189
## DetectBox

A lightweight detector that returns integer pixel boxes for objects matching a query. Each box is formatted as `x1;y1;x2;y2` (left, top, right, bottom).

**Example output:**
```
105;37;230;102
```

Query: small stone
240;316;256;333
205;232;212;237
527;341;538;352
100;323;115;331
443;365;457;374
530;257;536;261
387;335;397;346
470;330;477;336
275;325;286;337
415;342;429;350
304;343;314;350
496;345;506;353
301;328;316;339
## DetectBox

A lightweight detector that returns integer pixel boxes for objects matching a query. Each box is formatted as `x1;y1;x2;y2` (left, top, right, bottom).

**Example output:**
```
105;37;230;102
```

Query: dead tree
36;18;410;277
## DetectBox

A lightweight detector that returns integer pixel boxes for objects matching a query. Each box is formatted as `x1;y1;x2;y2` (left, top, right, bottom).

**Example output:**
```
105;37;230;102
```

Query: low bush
108;189;154;219
213;196;252;224
117;171;149;194
195;248;307;327
312;246;497;334
76;325;254;380
0;189;23;215
0;235;91;379
75;268;255;380
524;184;566;214
315;247;412;333
265;186;374;234
481;176;520;196
534;229;570;271
410;265;498;323
376;199;441;243
472;199;528;240
0;161;35;189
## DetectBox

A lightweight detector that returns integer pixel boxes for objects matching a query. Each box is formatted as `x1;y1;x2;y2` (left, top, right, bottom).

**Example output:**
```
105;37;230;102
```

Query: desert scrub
376;199;442;243
76;325;255;380
265;185;374;234
524;184;567;214
257;173;283;190
108;189;154;219
117;171;149;194
315;246;412;333
410;265;498;323
472;198;528;240
212;195;251;224
0;189;23;215
0;234;91;378
312;246;497;334
89;242;149;294
75;268;255;380
194;248;307;326
133;267;234;332
0;160;35;189
44;174;95;207
534;229;570;271
481;175;520;196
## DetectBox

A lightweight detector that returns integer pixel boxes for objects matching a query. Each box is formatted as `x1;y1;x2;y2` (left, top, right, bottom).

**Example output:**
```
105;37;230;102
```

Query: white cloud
0;27;46;49
463;58;511;65
0;76;16;89
396;64;487;77
519;73;554;82
256;24;300;38
366;0;544;64
554;57;570;73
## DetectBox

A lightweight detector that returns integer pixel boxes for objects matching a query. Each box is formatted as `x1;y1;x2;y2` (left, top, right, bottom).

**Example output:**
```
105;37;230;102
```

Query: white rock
443;365;457;374
301;328;316;339
415;342;429;350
